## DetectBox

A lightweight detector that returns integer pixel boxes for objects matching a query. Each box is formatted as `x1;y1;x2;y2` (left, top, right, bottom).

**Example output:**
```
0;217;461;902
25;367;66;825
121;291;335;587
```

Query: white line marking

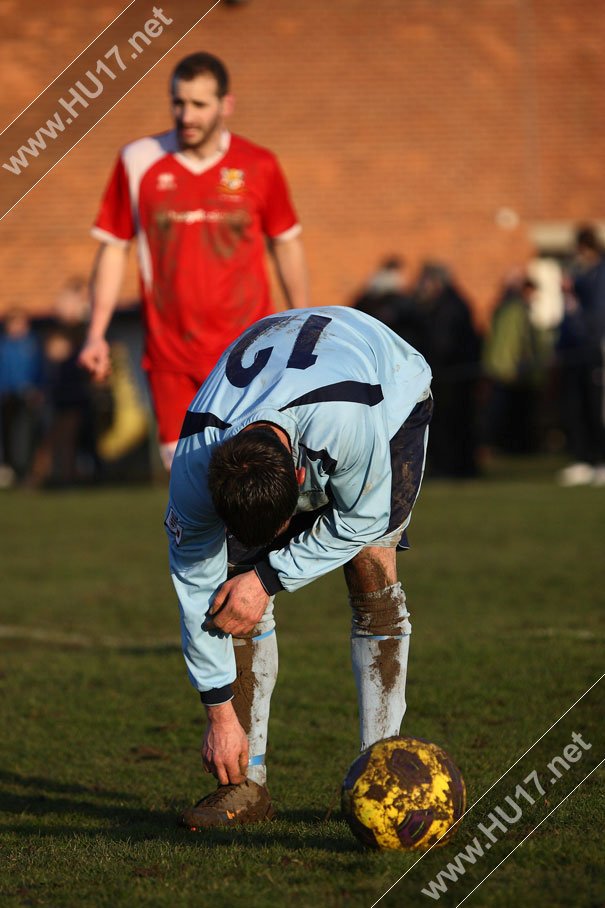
0;624;179;650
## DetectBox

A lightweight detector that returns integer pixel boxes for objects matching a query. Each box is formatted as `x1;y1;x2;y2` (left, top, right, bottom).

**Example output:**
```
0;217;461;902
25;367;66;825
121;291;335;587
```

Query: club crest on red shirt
219;167;245;193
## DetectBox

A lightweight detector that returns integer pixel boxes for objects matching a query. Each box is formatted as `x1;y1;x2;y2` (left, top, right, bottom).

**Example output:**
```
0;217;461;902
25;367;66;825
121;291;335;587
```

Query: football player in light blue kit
166;306;433;827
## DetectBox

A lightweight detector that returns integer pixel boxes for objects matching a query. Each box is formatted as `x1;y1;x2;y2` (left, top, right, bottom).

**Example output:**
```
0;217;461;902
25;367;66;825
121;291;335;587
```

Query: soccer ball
341;735;466;851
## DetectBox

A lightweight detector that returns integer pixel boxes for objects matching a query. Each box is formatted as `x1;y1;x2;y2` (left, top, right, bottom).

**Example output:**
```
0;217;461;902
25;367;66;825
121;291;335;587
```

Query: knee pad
349;582;411;638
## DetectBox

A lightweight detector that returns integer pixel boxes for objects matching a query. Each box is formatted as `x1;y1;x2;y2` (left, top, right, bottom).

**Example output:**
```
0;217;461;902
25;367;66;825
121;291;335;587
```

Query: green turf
0;464;603;907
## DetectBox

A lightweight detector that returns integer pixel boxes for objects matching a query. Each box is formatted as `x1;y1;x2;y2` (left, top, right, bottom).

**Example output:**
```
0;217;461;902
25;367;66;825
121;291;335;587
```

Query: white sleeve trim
271;223;302;243
90;226;131;248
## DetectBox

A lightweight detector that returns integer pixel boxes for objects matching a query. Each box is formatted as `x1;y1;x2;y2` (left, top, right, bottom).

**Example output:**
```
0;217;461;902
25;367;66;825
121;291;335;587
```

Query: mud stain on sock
232;638;255;736
350;584;407;636
374;636;400;695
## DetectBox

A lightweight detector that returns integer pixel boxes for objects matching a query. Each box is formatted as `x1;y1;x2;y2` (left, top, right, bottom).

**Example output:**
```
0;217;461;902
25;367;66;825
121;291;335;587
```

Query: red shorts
146;370;207;444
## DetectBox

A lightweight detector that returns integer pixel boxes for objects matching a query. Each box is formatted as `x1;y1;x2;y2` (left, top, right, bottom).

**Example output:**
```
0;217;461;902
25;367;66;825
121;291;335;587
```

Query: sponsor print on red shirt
93;130;301;377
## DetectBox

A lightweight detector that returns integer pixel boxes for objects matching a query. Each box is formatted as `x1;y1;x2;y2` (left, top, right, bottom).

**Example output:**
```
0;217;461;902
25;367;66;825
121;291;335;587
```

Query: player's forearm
205;699;237;725
168;535;238;697
272;236;310;309
202;699;248;784
257;524;371;595
256;470;392;593
87;242;128;341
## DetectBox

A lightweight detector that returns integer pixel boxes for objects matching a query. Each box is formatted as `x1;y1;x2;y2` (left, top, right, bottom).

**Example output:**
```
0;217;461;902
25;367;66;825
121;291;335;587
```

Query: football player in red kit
79;51;309;469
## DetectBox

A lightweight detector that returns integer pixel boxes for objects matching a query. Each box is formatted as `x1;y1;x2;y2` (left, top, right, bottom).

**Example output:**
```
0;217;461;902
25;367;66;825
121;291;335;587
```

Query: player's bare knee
344;546;397;596
349;582;411;638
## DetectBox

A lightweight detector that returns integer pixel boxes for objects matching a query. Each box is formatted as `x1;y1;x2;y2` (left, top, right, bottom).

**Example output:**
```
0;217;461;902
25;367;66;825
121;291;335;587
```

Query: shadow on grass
0;769;139;800
0;770;359;853
171;809;361;852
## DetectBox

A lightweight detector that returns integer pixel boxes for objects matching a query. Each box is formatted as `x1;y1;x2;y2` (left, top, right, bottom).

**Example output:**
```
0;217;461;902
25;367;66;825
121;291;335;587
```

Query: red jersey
93;131;301;375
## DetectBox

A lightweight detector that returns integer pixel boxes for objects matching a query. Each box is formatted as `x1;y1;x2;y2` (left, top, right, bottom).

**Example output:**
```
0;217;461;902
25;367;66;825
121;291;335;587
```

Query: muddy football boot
178;779;276;830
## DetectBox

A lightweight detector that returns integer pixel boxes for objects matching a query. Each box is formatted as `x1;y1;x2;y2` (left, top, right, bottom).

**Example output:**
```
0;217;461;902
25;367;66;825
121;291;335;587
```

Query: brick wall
1;0;604;329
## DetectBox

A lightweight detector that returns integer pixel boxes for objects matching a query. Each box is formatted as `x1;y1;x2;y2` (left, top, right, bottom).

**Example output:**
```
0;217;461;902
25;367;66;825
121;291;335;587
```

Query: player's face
171;74;233;152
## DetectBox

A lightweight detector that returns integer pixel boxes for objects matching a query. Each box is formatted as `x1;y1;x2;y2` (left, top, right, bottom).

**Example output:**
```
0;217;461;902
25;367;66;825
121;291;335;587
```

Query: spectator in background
0;308;45;487
482;272;541;457
556;225;605;486
29;278;99;488
351;256;424;350
414;261;481;478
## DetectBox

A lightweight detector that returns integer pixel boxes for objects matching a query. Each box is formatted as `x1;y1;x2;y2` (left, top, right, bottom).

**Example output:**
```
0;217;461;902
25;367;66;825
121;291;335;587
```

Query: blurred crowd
352;223;605;485
0;278;151;490
2;223;604;489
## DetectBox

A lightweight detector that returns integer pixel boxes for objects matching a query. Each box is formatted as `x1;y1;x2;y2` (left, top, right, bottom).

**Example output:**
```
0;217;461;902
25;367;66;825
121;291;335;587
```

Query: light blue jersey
166;307;432;695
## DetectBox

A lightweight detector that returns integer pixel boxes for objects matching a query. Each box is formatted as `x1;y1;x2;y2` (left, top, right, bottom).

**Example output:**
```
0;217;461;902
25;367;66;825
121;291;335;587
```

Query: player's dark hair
208;428;299;546
171;52;230;98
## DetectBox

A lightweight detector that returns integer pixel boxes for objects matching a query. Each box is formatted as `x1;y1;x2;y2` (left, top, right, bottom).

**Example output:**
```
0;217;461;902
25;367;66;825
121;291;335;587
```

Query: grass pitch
0;459;603;907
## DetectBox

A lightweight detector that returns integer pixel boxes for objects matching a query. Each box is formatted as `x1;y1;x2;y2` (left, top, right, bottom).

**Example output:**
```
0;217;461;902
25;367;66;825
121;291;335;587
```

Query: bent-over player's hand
78;337;111;382
207;570;269;637
202;701;249;785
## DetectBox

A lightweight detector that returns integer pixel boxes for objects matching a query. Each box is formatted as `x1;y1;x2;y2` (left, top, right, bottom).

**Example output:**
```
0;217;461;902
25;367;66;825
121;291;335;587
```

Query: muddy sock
232;599;277;787
349;582;411;752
